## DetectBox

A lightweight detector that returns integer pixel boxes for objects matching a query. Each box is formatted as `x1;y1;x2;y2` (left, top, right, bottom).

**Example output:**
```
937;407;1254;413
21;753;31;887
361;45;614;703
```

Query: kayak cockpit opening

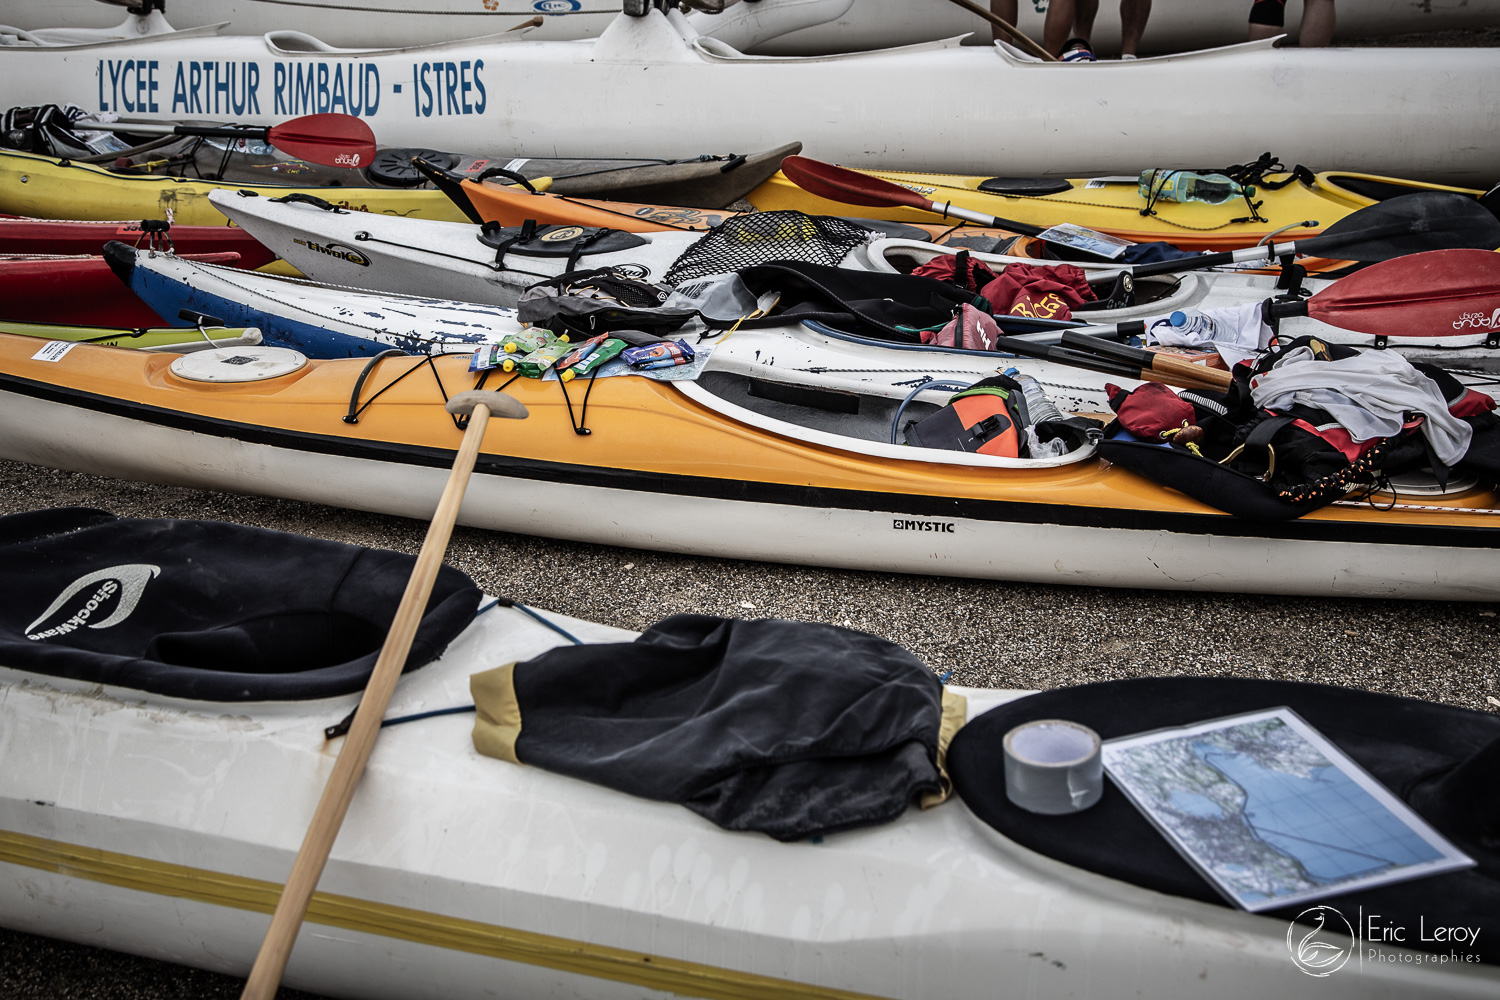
686;370;1100;469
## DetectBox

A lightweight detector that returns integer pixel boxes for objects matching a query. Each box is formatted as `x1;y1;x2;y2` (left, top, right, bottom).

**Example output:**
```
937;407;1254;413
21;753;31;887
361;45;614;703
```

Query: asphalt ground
3;20;1499;1000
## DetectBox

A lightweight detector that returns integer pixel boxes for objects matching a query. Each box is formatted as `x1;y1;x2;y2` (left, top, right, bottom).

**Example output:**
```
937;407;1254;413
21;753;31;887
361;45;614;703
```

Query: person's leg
1248;0;1286;41
1070;0;1100;42
1298;0;1335;46
1044;0;1077;55
989;0;1019;42
1119;0;1151;56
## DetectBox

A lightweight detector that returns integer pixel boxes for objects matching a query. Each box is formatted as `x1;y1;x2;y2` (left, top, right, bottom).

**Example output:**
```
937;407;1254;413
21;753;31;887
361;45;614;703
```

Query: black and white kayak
3;509;1495;999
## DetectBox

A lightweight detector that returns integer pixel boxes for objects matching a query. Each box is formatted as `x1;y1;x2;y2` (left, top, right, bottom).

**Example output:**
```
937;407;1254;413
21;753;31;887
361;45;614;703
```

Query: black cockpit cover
0;508;480;701
949;677;1500;964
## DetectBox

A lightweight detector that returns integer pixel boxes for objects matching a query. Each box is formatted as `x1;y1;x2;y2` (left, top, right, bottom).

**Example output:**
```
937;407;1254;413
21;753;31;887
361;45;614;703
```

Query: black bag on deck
470;614;965;841
0;508;480;701
517;267;693;339
1099;337;1500;519
732;261;987;340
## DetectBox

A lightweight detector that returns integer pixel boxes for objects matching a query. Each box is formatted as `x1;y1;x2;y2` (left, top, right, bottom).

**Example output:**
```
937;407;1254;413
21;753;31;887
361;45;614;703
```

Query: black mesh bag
663;211;871;285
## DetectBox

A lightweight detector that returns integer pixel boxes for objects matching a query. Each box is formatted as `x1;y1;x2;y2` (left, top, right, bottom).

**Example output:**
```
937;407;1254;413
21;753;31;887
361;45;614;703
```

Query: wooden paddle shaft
239;400;500;1000
940;0;1059;62
1148;354;1234;390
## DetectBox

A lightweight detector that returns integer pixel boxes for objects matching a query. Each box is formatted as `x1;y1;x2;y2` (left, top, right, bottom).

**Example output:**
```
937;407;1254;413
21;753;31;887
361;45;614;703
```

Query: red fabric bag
921;303;1003;351
980;262;1096;321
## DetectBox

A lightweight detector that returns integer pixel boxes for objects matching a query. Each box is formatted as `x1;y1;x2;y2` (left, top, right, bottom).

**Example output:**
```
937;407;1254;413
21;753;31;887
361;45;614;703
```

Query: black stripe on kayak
3;372;1497;550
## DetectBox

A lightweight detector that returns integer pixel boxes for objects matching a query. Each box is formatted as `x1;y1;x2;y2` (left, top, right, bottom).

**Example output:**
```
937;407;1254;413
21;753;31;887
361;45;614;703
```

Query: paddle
782;155;1054;239
1127;191;1500;278
239;389;527;1000
82;113;378;170
991;333;1230;392
1262;247;1500;335
1057;332;1234;389
939;0;1058;62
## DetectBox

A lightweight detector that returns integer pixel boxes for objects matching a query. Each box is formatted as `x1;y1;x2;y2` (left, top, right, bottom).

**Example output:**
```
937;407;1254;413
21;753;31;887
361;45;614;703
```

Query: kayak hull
0;148;468;226
0;251;244;327
3;12;1496;186
6;608;1496;1000
4;0;1494;53
0;335;1496;600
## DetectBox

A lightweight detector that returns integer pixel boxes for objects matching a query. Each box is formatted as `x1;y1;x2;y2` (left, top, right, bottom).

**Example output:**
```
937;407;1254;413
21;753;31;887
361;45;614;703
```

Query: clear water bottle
1164;309;1224;340
1005;370;1069;459
1007;372;1064;426
1138;169;1246;205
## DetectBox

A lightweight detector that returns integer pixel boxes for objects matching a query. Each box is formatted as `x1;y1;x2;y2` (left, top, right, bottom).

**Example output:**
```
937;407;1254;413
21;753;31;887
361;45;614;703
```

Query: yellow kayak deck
0;149;470;226
1;334;1492;535
747;169;1484;252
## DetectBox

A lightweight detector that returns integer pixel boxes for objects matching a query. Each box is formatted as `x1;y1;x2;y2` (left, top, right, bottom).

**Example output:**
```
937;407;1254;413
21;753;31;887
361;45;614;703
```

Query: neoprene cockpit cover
471;614;967;841
0;507;480;701
949;677;1500;964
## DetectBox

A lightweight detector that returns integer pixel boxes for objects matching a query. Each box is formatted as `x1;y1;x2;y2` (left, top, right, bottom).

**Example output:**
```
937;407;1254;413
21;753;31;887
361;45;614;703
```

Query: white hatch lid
169;346;308;383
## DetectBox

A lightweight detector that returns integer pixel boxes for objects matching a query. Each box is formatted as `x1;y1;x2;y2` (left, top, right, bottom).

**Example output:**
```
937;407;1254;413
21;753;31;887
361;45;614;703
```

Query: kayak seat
976;177;1073;197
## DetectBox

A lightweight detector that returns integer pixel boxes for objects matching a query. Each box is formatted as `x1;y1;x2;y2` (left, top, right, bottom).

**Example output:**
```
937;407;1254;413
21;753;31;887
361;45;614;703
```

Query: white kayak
3;8;1496;185
5;594;1496;999
5;0;1496;53
688;0;1500;56
206;187;1356;337
0;0;621;45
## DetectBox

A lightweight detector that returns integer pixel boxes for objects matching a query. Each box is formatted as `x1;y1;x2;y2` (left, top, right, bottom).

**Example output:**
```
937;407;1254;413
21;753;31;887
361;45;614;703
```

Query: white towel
1249;348;1471;465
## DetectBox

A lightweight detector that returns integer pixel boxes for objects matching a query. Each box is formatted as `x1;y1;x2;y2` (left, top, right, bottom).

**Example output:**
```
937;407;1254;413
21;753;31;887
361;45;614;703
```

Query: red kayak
0;218;276;270
0;253;242;327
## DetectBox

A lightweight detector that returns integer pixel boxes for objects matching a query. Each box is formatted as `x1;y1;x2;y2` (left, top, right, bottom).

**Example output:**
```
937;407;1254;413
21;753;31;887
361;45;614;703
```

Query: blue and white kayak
102;242;524;358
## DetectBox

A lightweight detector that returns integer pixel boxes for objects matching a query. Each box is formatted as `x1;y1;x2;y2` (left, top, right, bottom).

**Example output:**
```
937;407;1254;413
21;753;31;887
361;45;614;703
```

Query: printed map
1103;712;1460;910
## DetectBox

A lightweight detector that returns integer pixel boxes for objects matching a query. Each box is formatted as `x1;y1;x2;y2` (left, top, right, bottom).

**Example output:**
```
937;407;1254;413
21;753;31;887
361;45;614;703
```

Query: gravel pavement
3;20;1499;1000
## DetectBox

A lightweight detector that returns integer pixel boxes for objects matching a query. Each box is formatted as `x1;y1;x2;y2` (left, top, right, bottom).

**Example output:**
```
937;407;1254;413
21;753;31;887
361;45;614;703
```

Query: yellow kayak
1;320;260;351
747;167;1486;252
0;149;470;226
0;333;1496;599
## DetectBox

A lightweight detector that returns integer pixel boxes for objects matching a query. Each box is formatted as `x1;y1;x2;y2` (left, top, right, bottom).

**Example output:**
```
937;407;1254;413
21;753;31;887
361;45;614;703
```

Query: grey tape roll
1003;719;1104;815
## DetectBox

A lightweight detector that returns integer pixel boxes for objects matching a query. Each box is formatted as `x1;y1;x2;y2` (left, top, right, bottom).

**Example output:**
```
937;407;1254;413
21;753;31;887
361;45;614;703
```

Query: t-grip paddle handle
446;389;529;421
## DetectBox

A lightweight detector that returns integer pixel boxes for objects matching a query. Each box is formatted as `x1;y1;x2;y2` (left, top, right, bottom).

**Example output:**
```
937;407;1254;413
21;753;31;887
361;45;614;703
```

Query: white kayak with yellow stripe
1;8;1495;185
6;594;1498;1000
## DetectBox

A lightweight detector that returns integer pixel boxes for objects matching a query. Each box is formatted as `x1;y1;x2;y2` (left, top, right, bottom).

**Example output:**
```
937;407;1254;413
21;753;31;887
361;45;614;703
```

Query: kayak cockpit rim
672;375;1097;470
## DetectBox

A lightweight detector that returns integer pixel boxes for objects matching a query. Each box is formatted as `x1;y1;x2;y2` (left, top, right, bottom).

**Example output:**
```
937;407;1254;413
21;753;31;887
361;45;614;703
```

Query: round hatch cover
365;148;460;187
170;346;308;383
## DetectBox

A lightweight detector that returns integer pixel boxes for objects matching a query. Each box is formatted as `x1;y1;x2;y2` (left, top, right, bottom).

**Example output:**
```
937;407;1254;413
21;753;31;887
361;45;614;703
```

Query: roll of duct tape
1003;719;1103;815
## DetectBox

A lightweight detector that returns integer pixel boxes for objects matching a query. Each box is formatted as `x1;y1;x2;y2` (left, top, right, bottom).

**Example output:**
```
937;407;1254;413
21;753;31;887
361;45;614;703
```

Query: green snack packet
515;342;570;379
559;338;627;382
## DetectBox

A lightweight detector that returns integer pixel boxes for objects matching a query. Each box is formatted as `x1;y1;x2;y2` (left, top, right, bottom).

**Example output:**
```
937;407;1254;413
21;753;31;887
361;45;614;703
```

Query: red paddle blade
265;113;378;169
781;155;932;212
1307;248;1500;338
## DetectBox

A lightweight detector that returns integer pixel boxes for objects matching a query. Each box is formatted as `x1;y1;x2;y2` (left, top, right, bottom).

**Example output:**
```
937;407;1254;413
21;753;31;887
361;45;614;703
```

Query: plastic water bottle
1163;309;1224;340
1005;370;1069;459
1007;372;1064;426
1137;169;1246;205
